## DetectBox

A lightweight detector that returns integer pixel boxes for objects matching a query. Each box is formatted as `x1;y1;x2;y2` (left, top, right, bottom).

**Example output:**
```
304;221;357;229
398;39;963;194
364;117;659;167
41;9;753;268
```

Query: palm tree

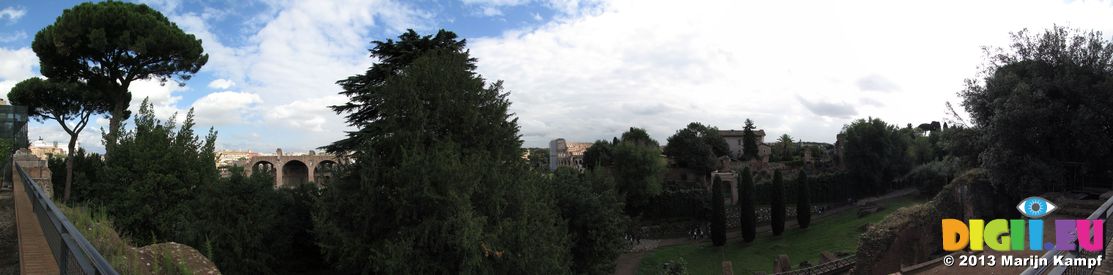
777;134;793;161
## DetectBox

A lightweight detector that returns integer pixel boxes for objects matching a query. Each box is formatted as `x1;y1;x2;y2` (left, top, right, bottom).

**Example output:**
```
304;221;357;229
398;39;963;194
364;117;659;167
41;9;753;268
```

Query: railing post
59;235;69;274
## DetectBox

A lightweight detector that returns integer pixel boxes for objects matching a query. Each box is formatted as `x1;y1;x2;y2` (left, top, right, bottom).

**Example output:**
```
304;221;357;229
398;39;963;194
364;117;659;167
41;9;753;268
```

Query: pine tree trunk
105;103;124;156
63;133;77;202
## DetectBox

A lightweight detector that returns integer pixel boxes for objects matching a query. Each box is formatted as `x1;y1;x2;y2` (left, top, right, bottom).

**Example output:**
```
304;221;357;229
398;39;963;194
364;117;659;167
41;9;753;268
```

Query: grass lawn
637;197;924;275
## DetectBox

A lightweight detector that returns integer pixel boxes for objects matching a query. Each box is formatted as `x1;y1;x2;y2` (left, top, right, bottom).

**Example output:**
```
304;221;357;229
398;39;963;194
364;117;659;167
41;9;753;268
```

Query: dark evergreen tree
796;170;811;229
738;167;756;242
710;175;727;246
552;167;628;275
180;168;326;274
323;29;520;159
770;170;786;236
99;99;218;243
582;140;614;169
742;119;758;160
316;31;572;274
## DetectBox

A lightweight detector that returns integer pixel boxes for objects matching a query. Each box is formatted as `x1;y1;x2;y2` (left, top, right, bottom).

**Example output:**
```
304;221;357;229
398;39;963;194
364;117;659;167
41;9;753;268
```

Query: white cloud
0;47;37;100
0;6;26;23
856;74;901;93
228;0;431;146
263;95;347;133
192;91;262;125
154;0;432;151
128;79;187;122
469;0;1113;146
481;6;503;16
0;31;26;43
207;79;236;89
462;0;531;6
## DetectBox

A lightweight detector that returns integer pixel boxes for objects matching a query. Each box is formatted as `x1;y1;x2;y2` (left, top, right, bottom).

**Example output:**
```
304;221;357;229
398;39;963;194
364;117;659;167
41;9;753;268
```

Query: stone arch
314;160;338;185
251;161;276;176
282;160;309;187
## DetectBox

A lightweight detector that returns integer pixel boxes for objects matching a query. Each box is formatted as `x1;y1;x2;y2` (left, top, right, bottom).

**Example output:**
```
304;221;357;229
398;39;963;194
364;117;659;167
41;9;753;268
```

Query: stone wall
12;150;51;198
851;169;1015;275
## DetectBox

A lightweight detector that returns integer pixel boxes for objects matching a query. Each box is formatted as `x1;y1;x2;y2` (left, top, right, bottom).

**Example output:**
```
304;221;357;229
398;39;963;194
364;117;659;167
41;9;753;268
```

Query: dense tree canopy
961;26;1113;196
180;169;325;274
611;127;667;216
841;118;911;197
97;100;217;243
315;30;574;274
32;1;207;151
582;139;615;169
526;148;550;171
52;102;330;274
664;122;729;179
552;167;628;275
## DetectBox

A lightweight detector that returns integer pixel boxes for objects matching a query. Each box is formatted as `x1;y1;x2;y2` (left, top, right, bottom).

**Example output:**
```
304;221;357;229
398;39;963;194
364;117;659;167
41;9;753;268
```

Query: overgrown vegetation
961;26;1113;197
57;204;195;274
639;197;923;274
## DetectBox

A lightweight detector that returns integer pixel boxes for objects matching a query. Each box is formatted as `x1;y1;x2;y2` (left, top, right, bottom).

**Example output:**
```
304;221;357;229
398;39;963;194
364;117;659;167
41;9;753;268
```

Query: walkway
12;170;58;274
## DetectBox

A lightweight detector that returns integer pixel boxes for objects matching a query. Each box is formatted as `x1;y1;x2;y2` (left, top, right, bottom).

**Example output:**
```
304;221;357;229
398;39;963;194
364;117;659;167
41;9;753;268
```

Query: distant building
216;149;260;167
549;138;592;171
28;137;67;160
720;129;766;160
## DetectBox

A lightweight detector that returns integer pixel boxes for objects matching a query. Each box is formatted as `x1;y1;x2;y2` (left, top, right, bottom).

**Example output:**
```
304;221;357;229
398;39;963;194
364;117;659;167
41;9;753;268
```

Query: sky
2;0;1113;154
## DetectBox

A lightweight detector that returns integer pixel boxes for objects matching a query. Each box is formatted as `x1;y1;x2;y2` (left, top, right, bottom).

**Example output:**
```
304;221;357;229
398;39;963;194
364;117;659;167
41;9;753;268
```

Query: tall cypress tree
796;170;811;229
710;175;727;246
771;170;786;236
738;168;756;242
742;119;758;160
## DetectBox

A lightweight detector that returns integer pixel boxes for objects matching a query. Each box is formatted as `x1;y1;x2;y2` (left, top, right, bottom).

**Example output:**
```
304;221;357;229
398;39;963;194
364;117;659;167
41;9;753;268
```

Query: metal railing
15;162;118;275
1020;193;1113;275
770;256;855;275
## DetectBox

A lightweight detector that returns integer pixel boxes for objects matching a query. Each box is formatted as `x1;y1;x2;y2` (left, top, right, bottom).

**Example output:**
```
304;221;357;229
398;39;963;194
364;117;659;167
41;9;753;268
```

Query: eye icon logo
1017;196;1057;218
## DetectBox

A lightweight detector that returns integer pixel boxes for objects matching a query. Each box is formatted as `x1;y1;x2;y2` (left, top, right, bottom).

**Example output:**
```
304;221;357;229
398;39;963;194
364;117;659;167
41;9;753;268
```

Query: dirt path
612;188;918;275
